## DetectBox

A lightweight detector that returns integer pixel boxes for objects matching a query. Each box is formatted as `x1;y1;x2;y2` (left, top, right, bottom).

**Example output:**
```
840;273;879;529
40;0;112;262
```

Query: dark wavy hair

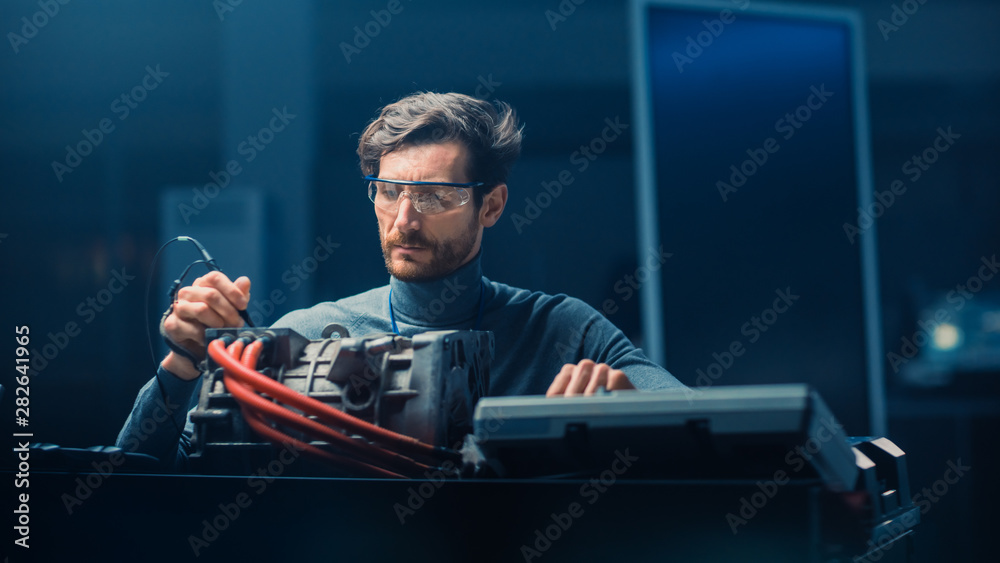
358;91;523;209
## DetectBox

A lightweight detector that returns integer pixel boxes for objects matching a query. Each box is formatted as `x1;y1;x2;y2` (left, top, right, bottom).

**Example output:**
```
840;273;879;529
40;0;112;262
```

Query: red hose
227;339;245;359
228;340;431;475
207;338;443;458
227;340;407;478
241;407;404;479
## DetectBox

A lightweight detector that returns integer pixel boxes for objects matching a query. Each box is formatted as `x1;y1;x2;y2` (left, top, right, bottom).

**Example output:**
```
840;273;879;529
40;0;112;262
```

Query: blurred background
0;0;997;560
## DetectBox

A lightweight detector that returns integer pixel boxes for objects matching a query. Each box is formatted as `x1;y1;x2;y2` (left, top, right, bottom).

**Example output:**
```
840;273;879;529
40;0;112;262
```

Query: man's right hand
161;271;251;380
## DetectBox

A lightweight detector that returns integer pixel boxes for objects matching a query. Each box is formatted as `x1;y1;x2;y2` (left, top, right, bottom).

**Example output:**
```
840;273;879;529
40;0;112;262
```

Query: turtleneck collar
388;250;486;328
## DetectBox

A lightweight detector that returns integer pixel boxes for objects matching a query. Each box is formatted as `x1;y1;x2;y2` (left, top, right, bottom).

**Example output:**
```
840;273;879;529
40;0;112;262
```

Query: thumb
234;276;252;303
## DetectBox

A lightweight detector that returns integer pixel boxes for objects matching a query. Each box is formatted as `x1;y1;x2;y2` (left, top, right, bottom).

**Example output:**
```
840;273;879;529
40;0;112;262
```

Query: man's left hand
546;360;636;397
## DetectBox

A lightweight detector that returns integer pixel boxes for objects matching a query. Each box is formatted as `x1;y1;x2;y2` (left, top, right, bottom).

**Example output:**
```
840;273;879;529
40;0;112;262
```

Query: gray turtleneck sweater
116;252;684;467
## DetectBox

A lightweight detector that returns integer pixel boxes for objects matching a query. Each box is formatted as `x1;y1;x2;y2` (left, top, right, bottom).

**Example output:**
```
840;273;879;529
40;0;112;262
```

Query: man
118;92;685;467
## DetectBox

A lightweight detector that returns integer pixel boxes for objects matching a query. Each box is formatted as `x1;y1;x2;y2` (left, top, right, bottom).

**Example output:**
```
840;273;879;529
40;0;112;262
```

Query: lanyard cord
389;279;487;335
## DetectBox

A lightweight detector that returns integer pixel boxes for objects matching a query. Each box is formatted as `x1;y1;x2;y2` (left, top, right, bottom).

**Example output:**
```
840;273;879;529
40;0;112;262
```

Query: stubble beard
379;213;480;282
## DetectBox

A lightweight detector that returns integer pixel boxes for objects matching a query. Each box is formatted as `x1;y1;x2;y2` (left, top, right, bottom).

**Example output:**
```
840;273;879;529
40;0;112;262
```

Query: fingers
233;275;252;299
546;364;576;397
547;361;632;397
562;361;603;396
547;361;600;397
176;286;241;327
194;271;251;310
606;369;636;391
164;272;252;347
184;272;250;324
162;311;209;349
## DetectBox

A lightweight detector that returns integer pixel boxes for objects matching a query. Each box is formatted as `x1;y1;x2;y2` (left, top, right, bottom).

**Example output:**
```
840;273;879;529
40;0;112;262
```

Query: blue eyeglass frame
363;175;485;189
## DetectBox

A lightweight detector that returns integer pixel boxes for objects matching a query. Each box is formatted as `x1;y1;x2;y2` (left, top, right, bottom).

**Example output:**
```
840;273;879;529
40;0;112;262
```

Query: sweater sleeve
568;301;687;391
115;365;201;470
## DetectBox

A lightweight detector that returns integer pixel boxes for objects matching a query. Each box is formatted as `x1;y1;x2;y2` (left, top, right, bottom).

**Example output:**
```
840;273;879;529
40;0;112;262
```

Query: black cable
144;236;185;371
176;235;254;328
144;236;254;371
167;259;211;300
143;236;256;450
142;236;190;447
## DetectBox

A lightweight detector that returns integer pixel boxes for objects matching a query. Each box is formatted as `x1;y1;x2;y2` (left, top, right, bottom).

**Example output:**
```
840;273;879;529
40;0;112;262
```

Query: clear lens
368;181;470;215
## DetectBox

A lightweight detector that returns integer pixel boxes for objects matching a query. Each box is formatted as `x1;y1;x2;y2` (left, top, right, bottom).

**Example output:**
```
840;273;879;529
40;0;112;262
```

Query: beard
379;214;480;281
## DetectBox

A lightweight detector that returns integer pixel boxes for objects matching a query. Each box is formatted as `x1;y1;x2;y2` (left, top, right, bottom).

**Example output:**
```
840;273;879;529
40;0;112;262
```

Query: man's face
375;141;484;281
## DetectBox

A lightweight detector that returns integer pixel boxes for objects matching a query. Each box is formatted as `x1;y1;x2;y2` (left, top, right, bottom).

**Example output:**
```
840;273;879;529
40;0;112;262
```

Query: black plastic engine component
189;326;493;475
